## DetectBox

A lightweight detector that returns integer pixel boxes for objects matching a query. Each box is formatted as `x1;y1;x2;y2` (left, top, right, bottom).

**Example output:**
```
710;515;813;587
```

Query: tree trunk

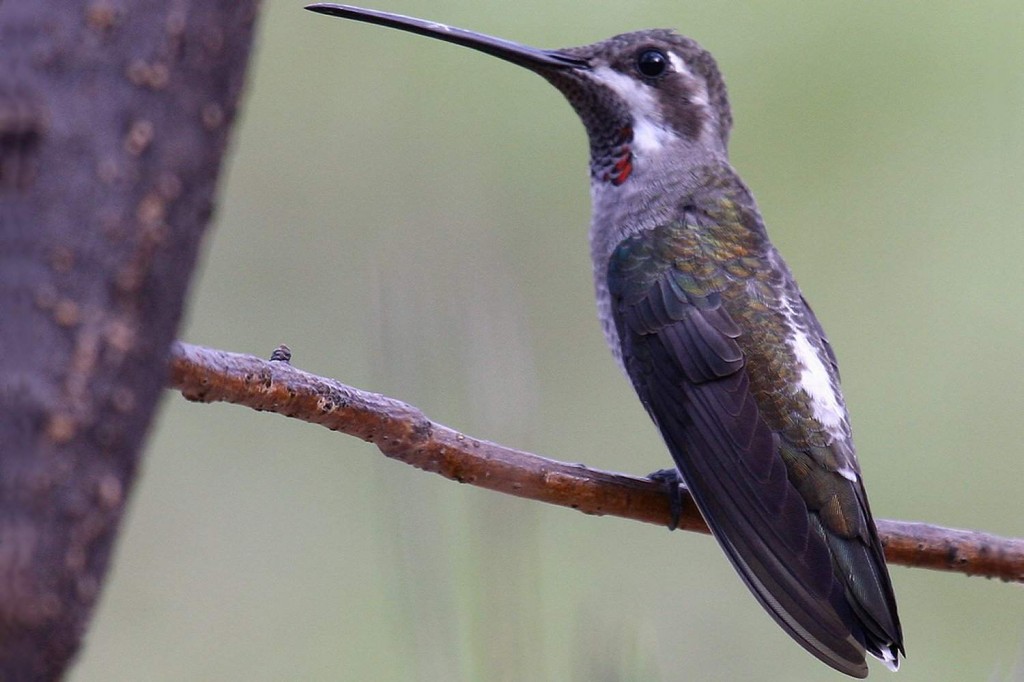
0;2;261;678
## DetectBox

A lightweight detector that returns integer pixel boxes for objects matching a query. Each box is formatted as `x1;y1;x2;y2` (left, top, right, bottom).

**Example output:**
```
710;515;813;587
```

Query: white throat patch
590;66;673;155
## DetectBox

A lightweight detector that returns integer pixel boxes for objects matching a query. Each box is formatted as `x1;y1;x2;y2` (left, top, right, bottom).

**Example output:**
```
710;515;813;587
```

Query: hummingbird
306;4;904;677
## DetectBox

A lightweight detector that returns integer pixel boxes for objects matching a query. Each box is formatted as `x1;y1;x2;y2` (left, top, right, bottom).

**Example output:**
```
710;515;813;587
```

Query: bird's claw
648;468;684;531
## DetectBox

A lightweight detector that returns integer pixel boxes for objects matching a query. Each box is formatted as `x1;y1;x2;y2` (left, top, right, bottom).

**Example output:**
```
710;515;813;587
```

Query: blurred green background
71;2;1023;680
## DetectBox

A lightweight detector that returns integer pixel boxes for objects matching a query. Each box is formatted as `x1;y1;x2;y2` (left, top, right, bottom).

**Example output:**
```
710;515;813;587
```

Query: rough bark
0;2;261;678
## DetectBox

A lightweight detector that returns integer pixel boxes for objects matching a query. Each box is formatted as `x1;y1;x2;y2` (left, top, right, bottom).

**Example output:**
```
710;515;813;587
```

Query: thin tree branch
167;341;1024;584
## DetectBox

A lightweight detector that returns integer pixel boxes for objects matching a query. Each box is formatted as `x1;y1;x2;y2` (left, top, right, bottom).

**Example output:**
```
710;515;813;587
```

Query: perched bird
306;4;904;676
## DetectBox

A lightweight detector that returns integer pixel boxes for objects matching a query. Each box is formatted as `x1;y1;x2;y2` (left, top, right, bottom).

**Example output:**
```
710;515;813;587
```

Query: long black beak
305;4;589;72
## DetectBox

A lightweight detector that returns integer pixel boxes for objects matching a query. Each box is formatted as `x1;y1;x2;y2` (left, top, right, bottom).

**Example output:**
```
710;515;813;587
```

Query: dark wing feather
796;294;904;661
608;220;902;677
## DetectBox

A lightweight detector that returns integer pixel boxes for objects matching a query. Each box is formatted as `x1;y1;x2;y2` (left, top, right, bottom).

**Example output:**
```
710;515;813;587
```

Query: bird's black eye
637;49;669;78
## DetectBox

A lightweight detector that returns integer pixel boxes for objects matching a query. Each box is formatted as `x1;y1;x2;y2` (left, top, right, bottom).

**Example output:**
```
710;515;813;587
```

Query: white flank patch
789;328;845;431
590;66;673;154
781;295;846;438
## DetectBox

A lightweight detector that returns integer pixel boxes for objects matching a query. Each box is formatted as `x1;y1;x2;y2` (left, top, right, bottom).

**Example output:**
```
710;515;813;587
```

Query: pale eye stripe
668;51;690;76
666;52;709;107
